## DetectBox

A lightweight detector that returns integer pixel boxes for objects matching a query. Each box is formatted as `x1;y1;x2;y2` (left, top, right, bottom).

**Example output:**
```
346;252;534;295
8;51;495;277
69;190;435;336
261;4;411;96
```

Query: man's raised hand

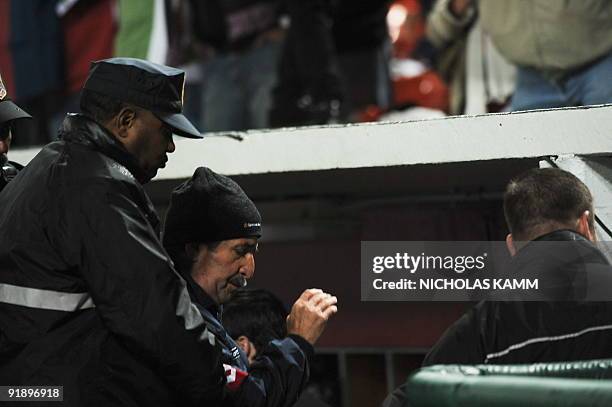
287;288;338;345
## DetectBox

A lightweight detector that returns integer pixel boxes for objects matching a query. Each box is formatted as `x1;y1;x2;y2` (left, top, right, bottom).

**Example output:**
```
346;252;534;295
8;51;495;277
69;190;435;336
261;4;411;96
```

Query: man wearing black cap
0;73;32;192
163;166;338;407
0;59;226;406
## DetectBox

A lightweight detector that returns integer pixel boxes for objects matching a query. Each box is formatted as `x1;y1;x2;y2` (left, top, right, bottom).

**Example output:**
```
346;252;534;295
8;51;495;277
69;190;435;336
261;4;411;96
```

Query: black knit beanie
163;167;262;248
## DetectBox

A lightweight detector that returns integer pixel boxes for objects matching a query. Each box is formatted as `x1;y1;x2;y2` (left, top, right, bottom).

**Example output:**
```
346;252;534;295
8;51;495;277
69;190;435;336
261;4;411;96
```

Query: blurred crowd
1;0;611;147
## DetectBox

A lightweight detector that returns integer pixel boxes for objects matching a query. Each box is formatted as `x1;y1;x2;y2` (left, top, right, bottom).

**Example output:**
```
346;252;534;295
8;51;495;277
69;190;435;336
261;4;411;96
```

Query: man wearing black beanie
163;166;338;407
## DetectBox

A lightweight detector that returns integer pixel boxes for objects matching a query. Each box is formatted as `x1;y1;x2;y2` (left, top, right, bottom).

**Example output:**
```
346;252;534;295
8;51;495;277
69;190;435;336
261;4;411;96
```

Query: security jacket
0;114;226;406
185;275;312;407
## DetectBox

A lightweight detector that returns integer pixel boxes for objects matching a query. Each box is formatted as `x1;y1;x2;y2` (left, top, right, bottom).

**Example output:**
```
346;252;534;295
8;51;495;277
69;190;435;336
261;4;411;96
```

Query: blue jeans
201;40;281;132
510;51;612;111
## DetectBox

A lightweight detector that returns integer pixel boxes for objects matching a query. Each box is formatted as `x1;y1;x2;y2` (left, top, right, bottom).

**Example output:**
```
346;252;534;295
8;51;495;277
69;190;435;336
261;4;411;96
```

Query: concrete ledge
10;104;612;181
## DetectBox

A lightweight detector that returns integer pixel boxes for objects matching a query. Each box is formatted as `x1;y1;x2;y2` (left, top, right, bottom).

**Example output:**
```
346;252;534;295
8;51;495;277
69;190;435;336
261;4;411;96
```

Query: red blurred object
388;0;424;58
357;105;384;122
62;0;116;94
224;364;248;391
393;70;449;112
355;0;448;122
357;70;449;122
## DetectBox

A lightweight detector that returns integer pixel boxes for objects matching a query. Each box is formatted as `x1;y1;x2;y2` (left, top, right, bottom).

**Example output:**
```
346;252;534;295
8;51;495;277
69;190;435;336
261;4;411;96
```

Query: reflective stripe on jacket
0;114;225;407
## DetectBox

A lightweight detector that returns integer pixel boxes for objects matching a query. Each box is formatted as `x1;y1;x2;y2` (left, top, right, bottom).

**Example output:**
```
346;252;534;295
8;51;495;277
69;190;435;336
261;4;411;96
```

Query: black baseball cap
83;57;202;139
0;74;31;124
163;167;262;248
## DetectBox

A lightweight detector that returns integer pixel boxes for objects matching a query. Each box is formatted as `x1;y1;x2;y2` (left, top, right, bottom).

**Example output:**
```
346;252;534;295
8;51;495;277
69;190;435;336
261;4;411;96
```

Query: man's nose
167;137;175;153
240;253;255;279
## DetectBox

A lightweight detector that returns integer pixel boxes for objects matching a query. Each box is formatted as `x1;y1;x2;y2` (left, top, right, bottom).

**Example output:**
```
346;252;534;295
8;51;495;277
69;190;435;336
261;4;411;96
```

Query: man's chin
218;290;234;305
139;167;159;183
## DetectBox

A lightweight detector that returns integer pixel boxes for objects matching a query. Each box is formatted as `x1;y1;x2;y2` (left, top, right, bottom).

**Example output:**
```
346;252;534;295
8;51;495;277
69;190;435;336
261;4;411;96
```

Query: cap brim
155;111;203;139
0;100;32;122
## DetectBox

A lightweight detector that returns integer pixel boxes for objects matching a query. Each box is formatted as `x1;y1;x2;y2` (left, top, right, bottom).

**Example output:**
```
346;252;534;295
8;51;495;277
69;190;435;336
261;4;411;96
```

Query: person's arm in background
412;0;477;115
426;0;475;49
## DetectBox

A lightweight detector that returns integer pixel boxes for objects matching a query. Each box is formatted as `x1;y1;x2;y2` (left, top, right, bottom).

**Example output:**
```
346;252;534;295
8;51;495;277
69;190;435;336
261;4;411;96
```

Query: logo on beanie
0;76;6;101
180;76;186;106
243;222;261;229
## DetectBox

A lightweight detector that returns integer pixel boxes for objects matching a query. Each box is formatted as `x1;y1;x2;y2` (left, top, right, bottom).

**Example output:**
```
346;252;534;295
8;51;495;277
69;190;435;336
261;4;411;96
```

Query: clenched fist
287;288;338;346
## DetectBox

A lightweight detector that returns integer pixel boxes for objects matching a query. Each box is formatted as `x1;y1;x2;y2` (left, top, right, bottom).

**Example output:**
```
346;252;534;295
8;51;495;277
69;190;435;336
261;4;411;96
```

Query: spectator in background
270;0;393;127
418;0;516;115
114;0;169;62
0;72;31;191
359;0;451;122
57;0;169;140
185;0;285;132
427;0;612;112
0;0;170;147
0;0;64;145
54;0;117;139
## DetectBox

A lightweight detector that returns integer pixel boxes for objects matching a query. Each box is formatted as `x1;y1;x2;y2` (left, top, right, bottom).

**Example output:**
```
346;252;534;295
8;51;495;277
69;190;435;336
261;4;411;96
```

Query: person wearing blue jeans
202;38;281;132
186;0;284;132
511;51;612;111
427;0;612;113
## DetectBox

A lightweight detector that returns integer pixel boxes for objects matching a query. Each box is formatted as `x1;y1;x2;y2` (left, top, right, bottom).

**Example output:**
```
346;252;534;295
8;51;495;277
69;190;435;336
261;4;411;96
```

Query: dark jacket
382;230;612;407
185;275;312;407
424;230;612;366
270;0;391;126
188;0;282;52
0;114;226;406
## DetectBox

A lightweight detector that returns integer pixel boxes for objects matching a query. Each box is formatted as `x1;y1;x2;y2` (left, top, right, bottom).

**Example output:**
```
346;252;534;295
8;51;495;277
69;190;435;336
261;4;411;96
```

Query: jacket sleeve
284;0;343;101
426;0;476;48
55;179;226;406
226;335;312;407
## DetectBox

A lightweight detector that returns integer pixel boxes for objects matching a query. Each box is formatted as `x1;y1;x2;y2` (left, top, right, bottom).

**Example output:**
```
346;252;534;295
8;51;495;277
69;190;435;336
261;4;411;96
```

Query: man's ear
236;335;257;365
576;210;595;242
506;233;517;257
114;107;137;139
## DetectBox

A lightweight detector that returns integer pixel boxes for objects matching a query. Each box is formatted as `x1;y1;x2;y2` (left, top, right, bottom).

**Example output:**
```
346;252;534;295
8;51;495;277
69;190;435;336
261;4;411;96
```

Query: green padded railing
405;359;612;407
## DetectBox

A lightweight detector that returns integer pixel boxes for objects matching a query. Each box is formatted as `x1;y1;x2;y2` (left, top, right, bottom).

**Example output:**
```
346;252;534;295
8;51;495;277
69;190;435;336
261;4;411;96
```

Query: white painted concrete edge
10;104;612;179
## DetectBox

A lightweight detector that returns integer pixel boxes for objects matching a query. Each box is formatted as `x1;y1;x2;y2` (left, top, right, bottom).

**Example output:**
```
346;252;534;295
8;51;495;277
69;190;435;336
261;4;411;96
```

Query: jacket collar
514;229;609;270
58;113;149;183
182;274;248;369
532;229;591;243
183;273;221;317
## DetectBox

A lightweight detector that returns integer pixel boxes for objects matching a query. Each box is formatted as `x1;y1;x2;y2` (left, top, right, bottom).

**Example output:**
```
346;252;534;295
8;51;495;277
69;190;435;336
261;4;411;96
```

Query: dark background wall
146;158;537;406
